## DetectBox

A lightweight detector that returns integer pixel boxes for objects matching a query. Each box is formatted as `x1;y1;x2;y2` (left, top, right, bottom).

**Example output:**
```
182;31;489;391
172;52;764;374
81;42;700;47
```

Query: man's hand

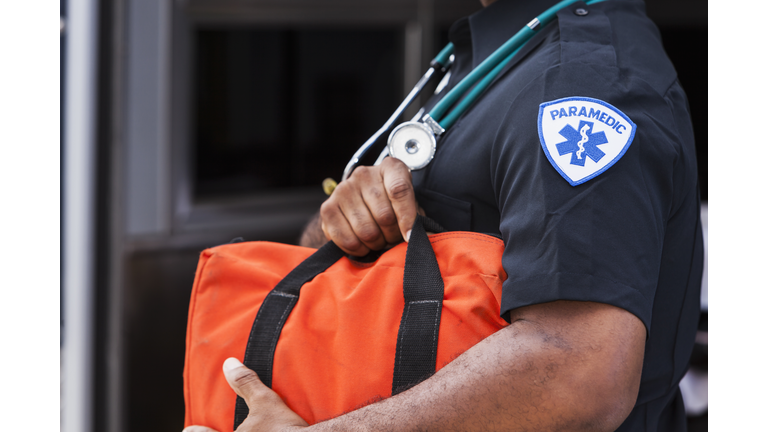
183;358;308;432
317;157;418;256
185;301;644;432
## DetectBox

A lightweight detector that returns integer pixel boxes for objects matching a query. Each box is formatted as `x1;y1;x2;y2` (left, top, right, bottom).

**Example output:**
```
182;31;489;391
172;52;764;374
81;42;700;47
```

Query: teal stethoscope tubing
430;0;608;130
340;0;607;183
340;44;455;181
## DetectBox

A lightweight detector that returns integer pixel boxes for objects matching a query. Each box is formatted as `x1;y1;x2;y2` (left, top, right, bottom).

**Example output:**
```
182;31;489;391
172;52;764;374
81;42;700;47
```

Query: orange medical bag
183;216;509;431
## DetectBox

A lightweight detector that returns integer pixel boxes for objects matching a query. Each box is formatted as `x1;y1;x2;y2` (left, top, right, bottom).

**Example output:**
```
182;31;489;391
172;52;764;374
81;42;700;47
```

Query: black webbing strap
234;216;446;428
392;215;446;395
233;241;345;429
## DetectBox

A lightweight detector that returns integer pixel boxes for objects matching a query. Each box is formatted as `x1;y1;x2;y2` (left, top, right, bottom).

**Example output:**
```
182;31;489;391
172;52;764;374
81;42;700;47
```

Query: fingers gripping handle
235;216;446;428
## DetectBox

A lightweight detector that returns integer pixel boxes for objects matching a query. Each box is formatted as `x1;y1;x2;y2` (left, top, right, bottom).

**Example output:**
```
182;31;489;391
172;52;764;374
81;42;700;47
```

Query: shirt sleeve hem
500;272;652;336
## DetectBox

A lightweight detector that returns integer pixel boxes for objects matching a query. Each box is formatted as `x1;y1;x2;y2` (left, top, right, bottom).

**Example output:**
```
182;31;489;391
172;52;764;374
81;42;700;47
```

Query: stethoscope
323;0;606;196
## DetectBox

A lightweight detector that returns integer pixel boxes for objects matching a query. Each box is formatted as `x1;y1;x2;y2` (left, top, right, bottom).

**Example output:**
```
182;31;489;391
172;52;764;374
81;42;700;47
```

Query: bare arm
186;159;645;432
309;300;645;431
186;300;645;432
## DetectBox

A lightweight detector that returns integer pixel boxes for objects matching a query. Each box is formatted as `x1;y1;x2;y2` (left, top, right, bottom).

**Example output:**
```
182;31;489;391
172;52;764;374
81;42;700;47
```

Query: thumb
221;358;309;430
182;427;220;432
380;157;417;243
222;357;267;403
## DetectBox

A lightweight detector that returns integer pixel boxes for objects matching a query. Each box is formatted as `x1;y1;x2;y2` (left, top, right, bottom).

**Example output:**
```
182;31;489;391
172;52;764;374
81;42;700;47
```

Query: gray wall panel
125;0;171;235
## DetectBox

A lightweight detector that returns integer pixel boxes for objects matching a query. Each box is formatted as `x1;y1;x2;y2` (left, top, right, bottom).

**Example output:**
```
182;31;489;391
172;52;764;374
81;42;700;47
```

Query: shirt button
574;8;589;16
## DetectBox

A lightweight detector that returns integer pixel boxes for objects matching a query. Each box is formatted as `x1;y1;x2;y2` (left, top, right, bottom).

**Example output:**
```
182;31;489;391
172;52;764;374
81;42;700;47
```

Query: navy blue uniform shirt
411;0;704;430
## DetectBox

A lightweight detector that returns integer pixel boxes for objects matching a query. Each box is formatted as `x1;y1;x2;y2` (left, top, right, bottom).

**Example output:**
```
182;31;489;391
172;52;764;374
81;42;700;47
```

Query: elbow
584;390;638;432
508;301;647;431
569;364;641;432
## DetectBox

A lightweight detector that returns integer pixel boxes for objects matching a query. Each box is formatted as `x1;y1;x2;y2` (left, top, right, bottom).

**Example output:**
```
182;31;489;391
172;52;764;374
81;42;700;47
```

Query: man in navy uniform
186;0;703;430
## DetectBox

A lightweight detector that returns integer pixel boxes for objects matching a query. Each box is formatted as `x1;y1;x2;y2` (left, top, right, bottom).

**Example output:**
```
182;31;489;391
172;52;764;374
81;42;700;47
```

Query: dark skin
315;157;419;255
185;158;647;432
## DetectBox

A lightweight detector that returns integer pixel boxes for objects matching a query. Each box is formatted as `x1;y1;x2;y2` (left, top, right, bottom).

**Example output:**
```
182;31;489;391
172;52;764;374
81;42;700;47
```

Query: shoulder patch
538;96;636;186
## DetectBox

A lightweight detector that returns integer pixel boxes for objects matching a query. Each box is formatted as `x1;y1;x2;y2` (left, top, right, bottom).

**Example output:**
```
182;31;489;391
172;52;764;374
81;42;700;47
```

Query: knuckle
340;237;364;254
324;225;346;244
331;179;356;199
320;196;343;216
387;179;413;201
374;207;397;227
384;156;410;173
382;156;401;169
326;228;362;251
233;368;261;388
319;200;333;217
356;224;381;243
367;186;384;200
348;208;369;225
349;166;374;182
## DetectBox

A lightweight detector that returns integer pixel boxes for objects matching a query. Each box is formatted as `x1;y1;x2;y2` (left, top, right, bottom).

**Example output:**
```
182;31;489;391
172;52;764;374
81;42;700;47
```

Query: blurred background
60;0;707;431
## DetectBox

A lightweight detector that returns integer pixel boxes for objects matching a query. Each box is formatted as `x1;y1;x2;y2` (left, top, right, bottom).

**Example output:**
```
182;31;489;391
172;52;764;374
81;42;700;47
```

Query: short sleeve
490;60;682;334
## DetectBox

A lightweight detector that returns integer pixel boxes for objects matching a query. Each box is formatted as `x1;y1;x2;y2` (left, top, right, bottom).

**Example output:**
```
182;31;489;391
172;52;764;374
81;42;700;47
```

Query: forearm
307;301;644;432
299;211;329;249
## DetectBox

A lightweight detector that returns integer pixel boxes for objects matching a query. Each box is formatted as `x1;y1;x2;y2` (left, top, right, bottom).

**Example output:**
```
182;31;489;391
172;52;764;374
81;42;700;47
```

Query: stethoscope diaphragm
387;121;437;171
330;0;594;194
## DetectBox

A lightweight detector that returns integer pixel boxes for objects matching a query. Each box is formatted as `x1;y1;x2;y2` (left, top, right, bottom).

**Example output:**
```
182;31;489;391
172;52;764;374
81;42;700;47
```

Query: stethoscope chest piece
387;121;437;171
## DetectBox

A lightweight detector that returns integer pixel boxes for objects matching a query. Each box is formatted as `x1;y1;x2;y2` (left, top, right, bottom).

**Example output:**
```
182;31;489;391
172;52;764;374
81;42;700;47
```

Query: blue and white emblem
538;96;636;186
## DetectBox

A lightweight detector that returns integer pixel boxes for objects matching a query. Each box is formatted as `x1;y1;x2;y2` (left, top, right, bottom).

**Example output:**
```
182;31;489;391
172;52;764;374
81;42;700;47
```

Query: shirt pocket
416;189;472;232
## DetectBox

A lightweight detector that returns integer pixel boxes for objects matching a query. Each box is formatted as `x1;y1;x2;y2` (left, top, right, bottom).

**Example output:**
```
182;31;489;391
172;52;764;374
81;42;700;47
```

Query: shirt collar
450;0;564;68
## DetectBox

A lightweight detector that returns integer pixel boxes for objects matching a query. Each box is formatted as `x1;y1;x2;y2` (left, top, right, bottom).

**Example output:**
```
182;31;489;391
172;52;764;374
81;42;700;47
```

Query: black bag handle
234;215;445;429
391;215;445;394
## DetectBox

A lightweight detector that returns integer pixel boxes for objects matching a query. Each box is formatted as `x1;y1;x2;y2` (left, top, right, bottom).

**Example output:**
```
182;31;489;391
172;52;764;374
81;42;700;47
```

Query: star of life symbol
538;96;637;186
556;120;607;166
